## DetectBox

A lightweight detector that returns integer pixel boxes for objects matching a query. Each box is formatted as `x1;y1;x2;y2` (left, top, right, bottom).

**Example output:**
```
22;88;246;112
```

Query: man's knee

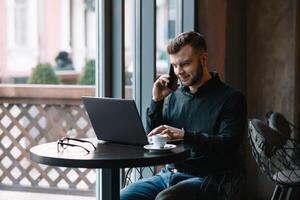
155;188;177;200
155;177;201;200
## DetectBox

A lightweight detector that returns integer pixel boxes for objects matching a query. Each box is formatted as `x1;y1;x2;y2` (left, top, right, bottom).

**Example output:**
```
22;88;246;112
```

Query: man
120;31;247;200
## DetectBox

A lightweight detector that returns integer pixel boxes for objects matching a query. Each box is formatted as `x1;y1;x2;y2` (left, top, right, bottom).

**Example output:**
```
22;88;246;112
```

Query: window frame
95;0;195;199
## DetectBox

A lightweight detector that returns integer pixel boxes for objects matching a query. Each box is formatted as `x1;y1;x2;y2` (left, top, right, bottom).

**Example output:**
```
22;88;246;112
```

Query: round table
30;138;191;200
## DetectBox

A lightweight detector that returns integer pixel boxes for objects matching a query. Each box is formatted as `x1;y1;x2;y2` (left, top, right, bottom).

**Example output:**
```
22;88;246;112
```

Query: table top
30;138;191;169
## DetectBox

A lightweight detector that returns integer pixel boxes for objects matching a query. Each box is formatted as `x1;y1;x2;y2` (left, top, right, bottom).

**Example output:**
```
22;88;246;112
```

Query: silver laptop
82;96;149;146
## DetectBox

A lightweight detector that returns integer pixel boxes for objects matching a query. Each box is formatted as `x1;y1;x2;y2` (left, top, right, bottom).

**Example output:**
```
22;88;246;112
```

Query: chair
199;168;245;200
248;113;300;200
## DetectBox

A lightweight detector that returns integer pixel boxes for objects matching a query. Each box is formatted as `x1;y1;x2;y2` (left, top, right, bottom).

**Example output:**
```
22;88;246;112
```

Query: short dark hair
167;31;207;54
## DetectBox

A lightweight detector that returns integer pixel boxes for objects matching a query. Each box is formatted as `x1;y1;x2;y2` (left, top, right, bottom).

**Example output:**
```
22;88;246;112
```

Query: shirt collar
181;71;221;97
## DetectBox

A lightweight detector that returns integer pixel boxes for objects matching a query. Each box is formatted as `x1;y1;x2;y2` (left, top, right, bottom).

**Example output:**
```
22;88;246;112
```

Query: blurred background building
0;0;96;84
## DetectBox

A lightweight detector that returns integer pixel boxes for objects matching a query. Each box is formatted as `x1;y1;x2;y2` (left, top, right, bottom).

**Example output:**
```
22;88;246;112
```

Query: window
0;0;96;199
156;0;178;76
1;0;96;85
0;0;195;199
124;0;135;99
14;0;28;46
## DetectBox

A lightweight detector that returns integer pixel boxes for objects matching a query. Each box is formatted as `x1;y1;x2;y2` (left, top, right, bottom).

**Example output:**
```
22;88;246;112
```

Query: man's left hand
148;125;184;140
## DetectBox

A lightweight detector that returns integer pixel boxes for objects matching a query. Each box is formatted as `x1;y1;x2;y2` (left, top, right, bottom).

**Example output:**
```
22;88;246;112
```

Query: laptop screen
82;97;149;146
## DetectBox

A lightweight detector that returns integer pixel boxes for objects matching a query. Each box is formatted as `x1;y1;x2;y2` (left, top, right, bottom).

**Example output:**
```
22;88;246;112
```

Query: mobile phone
167;64;178;91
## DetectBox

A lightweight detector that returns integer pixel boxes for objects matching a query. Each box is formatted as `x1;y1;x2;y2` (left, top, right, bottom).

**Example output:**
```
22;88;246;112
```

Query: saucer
144;144;176;152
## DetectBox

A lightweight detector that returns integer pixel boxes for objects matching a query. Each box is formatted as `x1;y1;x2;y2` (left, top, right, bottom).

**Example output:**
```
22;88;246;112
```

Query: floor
0;190;95;200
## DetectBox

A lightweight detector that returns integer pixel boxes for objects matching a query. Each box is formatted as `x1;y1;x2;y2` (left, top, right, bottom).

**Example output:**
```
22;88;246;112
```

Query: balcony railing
0;84;96;196
0;84;153;196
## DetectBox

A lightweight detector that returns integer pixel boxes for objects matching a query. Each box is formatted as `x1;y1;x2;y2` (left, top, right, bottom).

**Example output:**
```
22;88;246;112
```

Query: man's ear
201;52;208;66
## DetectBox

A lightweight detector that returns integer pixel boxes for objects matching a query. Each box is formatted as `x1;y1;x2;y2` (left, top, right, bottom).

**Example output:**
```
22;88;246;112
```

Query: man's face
169;45;206;87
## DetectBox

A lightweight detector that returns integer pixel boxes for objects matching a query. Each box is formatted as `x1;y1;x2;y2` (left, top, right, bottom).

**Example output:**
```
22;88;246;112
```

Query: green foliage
28;63;60;84
158;51;168;60
78;59;95;85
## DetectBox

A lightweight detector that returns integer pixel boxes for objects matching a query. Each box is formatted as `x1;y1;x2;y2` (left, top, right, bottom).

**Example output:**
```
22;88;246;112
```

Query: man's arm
147;73;175;132
184;92;247;156
146;99;164;132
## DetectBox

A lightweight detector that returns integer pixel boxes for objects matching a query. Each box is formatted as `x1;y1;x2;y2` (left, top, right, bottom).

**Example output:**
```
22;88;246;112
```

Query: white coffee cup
148;134;168;148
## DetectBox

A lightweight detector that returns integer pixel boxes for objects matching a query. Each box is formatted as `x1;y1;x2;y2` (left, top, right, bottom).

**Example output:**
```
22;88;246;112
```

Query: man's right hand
152;74;173;101
148;125;184;140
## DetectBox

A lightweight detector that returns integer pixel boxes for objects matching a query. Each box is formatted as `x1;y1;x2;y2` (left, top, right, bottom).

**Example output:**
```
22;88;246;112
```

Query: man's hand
152;75;173;101
148;125;184;140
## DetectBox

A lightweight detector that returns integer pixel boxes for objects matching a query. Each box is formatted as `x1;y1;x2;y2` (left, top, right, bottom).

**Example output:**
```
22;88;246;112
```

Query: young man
120;31;247;200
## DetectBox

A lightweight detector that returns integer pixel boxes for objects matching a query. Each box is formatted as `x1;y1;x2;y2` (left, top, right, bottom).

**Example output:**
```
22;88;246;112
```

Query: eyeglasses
57;137;96;153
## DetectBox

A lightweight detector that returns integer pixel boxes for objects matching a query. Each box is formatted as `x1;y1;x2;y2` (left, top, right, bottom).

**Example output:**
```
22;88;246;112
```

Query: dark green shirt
147;72;247;176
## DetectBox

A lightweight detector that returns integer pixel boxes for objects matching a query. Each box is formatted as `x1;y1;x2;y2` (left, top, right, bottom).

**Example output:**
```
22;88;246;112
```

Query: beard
188;61;204;86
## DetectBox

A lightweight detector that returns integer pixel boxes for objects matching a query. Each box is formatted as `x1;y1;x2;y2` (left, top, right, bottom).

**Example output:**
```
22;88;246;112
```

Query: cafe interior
0;0;300;200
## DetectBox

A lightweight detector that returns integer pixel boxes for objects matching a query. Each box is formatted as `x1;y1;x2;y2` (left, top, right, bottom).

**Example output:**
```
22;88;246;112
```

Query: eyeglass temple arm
58;142;90;153
67;138;97;149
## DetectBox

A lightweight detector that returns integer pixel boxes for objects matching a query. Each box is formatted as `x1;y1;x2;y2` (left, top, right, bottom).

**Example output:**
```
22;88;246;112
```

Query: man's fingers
159;74;170;79
155;125;166;132
163;125;171;129
154;75;170;86
160;77;170;83
148;125;166;136
161;129;172;139
148;125;182;139
156;78;169;88
161;129;169;134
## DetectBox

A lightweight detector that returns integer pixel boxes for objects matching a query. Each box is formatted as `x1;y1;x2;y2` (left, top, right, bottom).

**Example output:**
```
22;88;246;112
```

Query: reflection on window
156;0;177;76
1;0;96;85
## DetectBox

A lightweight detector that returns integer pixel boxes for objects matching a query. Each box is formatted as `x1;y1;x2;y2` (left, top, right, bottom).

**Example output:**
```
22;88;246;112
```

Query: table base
96;169;120;200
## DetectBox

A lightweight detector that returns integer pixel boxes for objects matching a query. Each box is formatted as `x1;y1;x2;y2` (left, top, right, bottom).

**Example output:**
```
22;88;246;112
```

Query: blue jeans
120;168;211;200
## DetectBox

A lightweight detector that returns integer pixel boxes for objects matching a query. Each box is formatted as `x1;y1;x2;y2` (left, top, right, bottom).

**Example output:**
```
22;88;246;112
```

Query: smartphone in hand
167;64;178;91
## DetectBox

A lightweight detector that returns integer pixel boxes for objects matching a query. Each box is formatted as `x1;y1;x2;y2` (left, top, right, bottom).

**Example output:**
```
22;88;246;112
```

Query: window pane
156;0;177;76
0;0;96;199
0;0;96;85
124;0;135;99
14;0;28;46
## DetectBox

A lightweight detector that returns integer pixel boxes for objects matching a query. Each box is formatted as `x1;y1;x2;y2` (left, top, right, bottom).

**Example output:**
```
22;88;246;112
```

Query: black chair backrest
250;118;287;158
248;112;300;186
265;111;292;139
